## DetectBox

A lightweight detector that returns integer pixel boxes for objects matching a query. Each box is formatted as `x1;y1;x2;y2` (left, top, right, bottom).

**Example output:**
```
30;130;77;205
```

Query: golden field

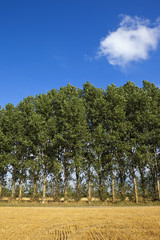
0;206;160;240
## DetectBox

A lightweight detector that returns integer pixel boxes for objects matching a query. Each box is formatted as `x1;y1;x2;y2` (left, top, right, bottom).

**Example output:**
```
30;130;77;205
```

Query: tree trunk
64;175;68;201
112;178;115;202
76;167;80;201
0;181;2;198
155;158;160;201
149;164;157;200
42;172;46;204
55;173;59;202
19;179;23;201
98;174;103;201
112;171;116;202
139;168;146;201
11;180;15;199
64;155;68;202
119;172;125;200
55;180;59;201
64;162;68;201
88;166;91;202
157;178;160;201
154;174;157;200
33;182;37;200
133;177;138;203
155;155;160;201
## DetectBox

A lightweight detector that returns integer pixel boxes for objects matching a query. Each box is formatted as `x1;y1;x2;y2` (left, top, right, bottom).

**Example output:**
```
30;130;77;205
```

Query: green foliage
0;81;160;202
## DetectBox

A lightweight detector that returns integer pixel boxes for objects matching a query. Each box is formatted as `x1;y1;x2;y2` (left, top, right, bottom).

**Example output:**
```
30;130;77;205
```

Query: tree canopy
0;81;160;202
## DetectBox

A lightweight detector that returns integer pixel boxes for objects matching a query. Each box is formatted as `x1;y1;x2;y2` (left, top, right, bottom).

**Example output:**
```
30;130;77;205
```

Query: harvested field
0;207;160;240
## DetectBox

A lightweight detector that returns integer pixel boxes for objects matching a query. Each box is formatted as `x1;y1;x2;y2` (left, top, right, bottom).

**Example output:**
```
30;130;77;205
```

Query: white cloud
98;15;160;67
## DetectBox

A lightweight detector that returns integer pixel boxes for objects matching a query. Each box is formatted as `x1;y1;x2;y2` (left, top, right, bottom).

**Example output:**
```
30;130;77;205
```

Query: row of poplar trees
0;81;160;202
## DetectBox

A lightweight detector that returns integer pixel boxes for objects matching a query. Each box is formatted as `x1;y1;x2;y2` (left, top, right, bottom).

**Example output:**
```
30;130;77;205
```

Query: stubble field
0;206;160;240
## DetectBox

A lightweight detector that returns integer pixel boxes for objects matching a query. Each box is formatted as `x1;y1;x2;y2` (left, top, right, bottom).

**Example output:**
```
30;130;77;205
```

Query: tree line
0;81;160;202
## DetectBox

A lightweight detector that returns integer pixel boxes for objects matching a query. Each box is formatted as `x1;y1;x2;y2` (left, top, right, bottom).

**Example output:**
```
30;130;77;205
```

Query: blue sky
0;0;160;107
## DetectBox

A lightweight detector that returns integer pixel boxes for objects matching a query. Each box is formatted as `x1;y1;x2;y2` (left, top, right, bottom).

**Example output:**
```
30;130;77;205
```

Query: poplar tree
123;81;140;203
82;82;106;201
35;89;57;203
0;108;9;197
54;84;88;201
142;81;160;200
104;84;127;201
